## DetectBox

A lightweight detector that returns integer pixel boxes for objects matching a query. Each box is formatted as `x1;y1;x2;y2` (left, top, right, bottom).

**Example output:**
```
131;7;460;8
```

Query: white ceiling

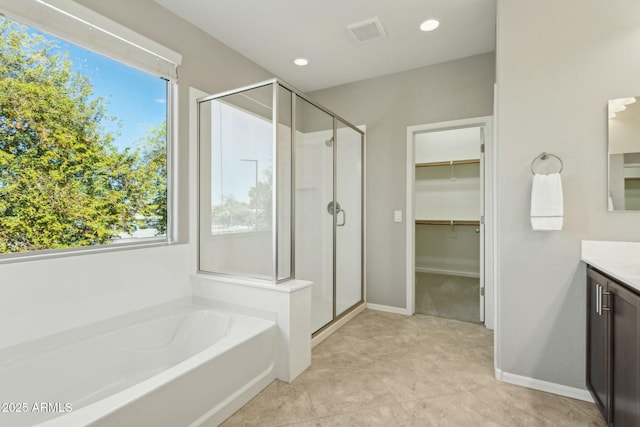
154;0;496;93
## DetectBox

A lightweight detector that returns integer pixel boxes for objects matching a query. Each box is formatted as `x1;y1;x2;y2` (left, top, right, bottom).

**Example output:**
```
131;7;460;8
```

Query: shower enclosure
198;79;364;334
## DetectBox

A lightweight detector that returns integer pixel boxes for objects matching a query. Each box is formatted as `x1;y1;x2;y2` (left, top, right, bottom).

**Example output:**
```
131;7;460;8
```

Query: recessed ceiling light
294;57;309;66
420;19;440;32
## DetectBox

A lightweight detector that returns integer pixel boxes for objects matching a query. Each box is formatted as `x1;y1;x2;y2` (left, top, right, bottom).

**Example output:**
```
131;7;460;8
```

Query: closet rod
415;220;480;226
415;159;480;168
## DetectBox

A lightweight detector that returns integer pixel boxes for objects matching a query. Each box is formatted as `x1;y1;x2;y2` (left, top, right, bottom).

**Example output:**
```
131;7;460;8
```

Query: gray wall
310;53;495;308
76;0;273;243
496;0;640;389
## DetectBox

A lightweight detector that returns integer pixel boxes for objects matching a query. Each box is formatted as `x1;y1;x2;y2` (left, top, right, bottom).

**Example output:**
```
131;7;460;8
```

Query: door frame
406;116;495;329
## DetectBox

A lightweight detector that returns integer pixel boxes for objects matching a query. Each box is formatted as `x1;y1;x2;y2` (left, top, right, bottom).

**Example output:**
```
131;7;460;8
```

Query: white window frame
0;0;182;81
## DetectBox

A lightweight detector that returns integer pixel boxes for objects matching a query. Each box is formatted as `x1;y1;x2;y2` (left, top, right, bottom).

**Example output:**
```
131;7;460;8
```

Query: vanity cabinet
586;266;640;427
587;268;610;421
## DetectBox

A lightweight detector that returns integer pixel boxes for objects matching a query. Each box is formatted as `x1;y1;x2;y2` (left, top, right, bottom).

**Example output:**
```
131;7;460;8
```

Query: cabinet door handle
596;284;601;315
602;289;611;312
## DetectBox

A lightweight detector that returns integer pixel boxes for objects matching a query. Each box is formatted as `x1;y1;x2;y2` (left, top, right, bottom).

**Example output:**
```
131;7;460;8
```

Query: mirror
608;96;640;210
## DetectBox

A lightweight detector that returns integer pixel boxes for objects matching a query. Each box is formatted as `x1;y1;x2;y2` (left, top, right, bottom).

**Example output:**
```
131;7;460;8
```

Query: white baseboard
311;303;366;348
415;267;480;278
495;368;594;403
366;303;411;315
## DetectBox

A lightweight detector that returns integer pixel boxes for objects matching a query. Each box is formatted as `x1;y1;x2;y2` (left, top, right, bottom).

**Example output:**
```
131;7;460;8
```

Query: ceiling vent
346;17;386;44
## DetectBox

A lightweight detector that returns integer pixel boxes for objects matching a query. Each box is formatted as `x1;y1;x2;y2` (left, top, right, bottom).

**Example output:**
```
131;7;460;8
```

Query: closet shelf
416;159;480;168
416;219;480;226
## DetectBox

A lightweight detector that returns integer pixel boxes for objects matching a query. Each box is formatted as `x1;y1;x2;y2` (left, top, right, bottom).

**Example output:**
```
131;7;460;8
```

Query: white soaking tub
0;304;277;427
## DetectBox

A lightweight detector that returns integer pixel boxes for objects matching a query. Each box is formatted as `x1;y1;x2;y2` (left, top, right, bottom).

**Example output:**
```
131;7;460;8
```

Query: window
0;3;180;256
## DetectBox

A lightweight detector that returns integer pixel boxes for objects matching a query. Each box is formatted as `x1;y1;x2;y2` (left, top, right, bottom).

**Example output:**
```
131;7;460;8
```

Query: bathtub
0;304;277;427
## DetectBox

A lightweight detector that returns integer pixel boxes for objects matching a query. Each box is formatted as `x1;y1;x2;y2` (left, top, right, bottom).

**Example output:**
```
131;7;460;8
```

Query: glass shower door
294;97;334;333
335;122;363;316
293;95;364;334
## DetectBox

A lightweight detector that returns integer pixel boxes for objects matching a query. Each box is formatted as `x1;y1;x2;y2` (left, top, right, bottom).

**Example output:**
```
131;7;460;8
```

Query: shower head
325;137;334;147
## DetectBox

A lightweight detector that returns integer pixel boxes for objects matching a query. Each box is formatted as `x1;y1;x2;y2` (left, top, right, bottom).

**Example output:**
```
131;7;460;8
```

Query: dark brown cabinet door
587;268;610;423
609;280;640;427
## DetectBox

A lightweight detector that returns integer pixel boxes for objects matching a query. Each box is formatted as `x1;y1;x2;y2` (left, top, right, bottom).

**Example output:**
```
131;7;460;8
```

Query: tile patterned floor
415;272;480;323
221;310;605;427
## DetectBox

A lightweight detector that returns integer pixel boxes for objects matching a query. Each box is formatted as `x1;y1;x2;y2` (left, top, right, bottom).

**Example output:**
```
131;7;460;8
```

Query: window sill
0;239;173;265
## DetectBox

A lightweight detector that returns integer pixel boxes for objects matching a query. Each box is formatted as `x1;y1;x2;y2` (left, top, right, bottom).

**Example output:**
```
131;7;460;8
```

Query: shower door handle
327;201;346;226
336;208;346;227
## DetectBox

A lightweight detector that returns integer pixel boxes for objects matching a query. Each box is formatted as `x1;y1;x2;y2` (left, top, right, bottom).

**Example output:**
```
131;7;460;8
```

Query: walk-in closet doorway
406;116;494;330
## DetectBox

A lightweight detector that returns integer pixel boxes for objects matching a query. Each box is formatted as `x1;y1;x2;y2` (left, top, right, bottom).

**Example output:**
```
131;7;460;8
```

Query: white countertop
581;240;640;292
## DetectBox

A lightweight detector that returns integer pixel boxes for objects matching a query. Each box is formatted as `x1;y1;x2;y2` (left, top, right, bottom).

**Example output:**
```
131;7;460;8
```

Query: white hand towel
530;172;563;230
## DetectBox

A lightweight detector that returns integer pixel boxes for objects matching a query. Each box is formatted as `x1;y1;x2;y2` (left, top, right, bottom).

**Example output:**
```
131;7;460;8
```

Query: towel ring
530;152;563;175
